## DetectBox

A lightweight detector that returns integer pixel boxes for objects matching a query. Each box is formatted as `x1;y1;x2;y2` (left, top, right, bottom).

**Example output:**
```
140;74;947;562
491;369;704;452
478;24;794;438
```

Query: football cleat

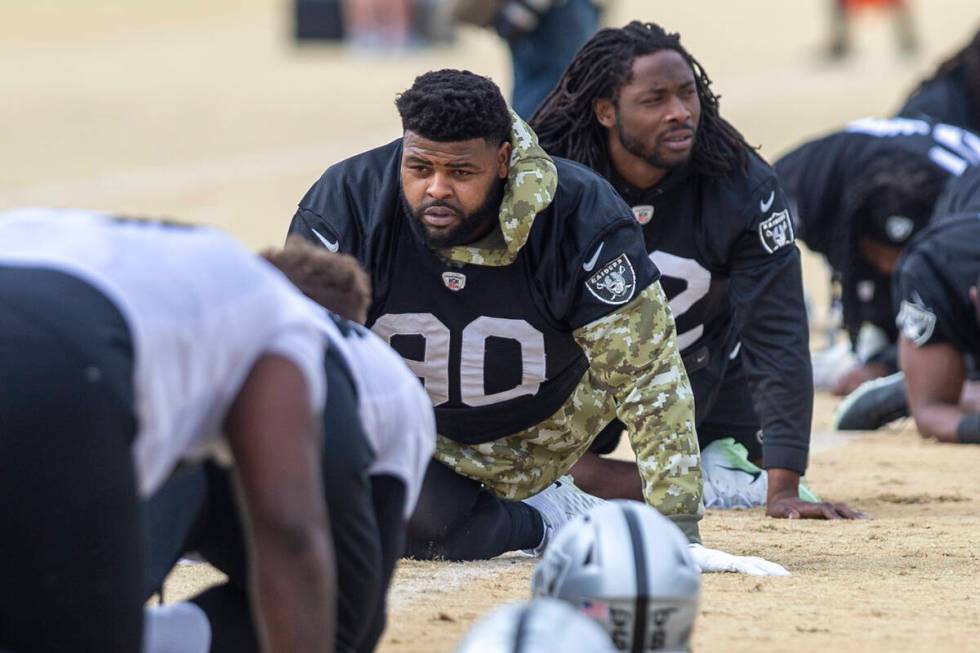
701;438;768;509
834;371;908;431
701;438;821;509
522;475;605;556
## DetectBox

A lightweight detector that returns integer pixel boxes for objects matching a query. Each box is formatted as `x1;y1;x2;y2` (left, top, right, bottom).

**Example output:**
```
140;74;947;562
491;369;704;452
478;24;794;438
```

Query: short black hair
395;69;512;144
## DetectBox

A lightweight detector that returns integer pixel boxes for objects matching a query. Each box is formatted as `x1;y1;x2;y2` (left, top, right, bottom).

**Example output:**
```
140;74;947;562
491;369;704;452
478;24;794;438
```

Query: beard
402;179;506;249
616;116;696;171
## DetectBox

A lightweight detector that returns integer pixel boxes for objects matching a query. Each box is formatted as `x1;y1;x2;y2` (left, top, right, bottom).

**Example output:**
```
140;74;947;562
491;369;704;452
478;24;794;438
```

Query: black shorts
0;267;140;653
590;343;763;461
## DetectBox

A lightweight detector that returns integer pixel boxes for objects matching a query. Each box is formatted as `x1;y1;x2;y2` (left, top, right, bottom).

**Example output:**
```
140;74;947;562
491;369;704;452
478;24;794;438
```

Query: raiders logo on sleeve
896;297;937;346
586;254;637;305
758;209;795;254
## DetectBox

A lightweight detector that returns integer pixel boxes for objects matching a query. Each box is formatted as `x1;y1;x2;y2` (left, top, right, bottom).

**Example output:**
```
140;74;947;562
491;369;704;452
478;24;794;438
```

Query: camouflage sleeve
573;282;704;542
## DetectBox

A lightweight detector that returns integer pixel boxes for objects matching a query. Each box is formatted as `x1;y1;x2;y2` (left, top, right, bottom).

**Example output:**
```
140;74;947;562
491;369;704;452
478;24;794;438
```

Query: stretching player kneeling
289;68;787;574
0;208;334;653
893;167;980;444
144;239;435;653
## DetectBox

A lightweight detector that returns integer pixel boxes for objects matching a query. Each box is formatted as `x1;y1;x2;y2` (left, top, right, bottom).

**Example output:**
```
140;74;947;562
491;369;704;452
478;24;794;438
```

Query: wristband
956;413;980;444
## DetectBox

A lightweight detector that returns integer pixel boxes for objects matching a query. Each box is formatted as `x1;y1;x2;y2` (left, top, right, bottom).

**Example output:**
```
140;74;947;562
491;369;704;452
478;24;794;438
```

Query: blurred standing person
454;0;604;119
344;0;413;50
826;0;918;61
898;27;980;133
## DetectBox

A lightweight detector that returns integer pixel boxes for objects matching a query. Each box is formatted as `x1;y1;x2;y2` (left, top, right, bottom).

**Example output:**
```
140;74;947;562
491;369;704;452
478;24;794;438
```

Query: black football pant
404;459;544;561
0;268;141;653
143;347;406;653
591;343;764;462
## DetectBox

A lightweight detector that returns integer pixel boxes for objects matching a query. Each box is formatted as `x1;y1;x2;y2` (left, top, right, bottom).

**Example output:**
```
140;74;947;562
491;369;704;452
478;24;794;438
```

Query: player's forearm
731;251;813;474
251;523;336;653
574;283;703;538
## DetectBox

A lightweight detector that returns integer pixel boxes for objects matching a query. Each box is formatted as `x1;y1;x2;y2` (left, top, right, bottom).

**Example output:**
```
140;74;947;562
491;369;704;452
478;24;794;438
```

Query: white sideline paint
386;555;533;611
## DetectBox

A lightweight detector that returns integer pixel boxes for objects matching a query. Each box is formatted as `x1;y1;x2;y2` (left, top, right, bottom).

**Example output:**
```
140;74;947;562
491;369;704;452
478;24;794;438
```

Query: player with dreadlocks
898;27;980;133
774;116;980;430
530;21;862;520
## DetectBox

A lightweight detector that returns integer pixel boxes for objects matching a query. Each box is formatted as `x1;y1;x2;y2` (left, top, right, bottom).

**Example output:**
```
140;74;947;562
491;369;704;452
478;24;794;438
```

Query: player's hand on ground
687;544;791;577
766;495;867;520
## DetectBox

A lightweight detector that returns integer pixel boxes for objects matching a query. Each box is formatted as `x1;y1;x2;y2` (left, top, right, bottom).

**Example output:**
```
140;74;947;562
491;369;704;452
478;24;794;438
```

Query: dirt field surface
5;1;980;651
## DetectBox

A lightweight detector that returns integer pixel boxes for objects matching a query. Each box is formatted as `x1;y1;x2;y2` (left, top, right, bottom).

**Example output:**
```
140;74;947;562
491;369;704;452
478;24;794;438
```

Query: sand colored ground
4;1;980;651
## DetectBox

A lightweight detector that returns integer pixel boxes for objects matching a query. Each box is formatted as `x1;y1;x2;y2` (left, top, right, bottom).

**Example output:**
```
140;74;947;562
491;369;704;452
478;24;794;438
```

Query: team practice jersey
776;117;980;260
894;195;980;358
776;117;980;344
318;311;436;517
290;140;658;444
0;208;327;496
287;120;703;539
898;70;980;133
607;149;813;474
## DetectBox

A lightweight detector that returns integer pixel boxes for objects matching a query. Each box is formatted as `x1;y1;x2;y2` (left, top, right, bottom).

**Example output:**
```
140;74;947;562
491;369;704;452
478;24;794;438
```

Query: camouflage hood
441;112;558;266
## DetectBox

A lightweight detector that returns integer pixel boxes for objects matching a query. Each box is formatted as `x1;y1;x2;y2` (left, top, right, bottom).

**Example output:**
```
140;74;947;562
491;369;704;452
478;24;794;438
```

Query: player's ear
595;98;616;129
496;141;512;179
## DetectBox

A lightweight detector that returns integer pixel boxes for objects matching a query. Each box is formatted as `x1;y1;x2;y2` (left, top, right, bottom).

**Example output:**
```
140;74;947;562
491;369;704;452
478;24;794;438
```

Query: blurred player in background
289;69;789;574
0;209;334;653
893;166;980;444
826;0;918;61
897;27;980;133
531;22;859;519
452;0;603;119
775;117;980;399
144;240;434;653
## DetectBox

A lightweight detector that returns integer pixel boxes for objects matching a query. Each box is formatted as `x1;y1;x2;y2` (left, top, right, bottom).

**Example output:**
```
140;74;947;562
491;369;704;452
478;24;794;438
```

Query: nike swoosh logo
759;191;775;213
717;465;762;481
583;242;604;272
311;228;339;252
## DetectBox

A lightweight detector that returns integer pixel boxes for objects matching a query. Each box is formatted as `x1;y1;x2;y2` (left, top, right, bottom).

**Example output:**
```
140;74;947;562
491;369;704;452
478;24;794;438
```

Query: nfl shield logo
632;204;655;225
442;271;466;291
897;298;936;346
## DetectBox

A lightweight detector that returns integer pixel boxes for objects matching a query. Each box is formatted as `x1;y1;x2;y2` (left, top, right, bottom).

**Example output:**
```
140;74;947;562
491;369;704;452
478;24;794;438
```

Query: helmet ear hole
583;543;595;567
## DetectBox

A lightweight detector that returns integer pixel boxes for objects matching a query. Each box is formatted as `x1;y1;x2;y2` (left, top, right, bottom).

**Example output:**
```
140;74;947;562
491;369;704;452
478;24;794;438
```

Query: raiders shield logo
632;204;654;225
758;209;795;254
586;253;637;305
885;215;915;243
442;271;466;292
896;298;936;346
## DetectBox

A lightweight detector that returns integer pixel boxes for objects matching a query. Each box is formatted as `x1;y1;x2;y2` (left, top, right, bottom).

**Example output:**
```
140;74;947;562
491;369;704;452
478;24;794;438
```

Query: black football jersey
775;117;980;262
894;213;980;358
932;160;980;218
775;117;980;342
898;71;980;134
288;140;659;444
607;149;813;474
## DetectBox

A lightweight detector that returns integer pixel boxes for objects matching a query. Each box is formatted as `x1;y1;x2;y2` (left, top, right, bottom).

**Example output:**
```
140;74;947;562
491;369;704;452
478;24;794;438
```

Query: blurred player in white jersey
0;208;334;653
144;239;435;653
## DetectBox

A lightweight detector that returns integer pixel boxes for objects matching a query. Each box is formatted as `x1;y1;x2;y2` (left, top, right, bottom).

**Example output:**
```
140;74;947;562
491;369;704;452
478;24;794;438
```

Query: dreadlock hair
395;69;512;144
834;150;947;338
262;236;372;324
910;27;980;126
530;21;754;181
